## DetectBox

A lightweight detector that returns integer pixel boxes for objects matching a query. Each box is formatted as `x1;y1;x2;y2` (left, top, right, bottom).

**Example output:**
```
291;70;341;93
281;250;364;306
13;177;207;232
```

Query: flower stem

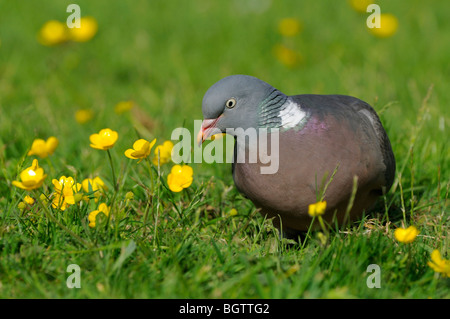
107;149;118;191
318;216;328;235
142;158;155;237
300;217;315;252
145;158;154;195
153;158;161;248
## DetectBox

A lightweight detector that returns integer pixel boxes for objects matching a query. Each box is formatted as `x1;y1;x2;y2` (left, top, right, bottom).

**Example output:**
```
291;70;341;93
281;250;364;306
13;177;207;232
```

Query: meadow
0;0;448;299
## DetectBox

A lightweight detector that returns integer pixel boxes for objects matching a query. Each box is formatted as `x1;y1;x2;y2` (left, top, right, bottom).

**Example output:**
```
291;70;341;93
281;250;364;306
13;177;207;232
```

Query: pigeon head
198;75;278;144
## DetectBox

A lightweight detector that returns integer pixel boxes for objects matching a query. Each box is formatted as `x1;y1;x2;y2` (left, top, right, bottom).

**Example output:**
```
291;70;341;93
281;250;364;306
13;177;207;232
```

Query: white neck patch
278;98;307;129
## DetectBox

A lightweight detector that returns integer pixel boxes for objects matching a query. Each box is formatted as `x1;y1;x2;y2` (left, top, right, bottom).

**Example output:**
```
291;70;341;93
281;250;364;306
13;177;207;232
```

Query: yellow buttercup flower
12;159;47;191
28;136;59;158
278;18;302;37
394;225;419;244
82;177;108;196
308;201;327;217
114;100;134;114
368;13;398;38
19;195;35;211
89;128;118;150
152;141;174;165
228;208;238;217
38;20;69;46
23;195;35;205
88;203;110;228
52;194;69;211
51;176;82;211
125;138;157;163
348;0;373;13
273;44;302;68
68;16;98;42
75;109;94;124
427;250;450;277
167;165;193;192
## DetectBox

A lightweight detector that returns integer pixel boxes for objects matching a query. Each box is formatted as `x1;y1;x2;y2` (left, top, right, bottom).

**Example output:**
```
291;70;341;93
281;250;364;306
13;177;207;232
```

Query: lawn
0;0;448;299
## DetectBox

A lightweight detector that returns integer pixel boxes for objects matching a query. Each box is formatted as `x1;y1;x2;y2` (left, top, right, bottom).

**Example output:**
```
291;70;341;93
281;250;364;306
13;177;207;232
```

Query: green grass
0;0;449;298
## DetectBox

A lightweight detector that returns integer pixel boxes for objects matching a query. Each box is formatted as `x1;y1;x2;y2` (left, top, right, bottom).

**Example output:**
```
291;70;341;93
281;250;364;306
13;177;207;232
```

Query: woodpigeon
198;75;395;237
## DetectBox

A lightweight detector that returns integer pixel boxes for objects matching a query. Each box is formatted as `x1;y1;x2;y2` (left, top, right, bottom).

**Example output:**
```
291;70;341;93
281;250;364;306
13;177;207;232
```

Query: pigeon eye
225;98;236;109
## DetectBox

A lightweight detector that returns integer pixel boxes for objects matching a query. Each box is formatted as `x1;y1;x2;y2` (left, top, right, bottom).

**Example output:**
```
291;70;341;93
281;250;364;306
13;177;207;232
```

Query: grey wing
290;93;396;192
343;96;396;191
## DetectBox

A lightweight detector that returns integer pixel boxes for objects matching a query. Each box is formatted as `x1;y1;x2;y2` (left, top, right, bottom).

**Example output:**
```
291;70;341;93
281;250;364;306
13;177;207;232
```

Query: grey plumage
199;75;396;236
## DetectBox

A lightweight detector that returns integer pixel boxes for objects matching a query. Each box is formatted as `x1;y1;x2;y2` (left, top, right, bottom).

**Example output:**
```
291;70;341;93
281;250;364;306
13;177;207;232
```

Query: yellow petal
75;109;94;124
65;195;76;205
88;210;99;222
316;201;327;214
125;148;139;159
170;165;183;175
273;44;302;68
163;140;174;149
167;173;183;192
82;178;91;192
149;138;157;150
127;139;150;159
92;129;119;149
20;168;36;183
31;159;40;170
52;178;62;191
28;139;48;158
90;143;107;150
114;100;134;114
348;0;373;13
431;249;444;265
33;168;45;180
278;18;302;37
181;165;193;177
93;177;107;191
89;133;101;145
69;16;98;42
52;194;68;211
308;201;326;217
132;139;148;150
394;226;419;244
180;177;193;189
308;203;316;217
368;13;399;38
38;20;69;46
12;180;28;190
153;141;173;165
98;203;110;215
24;195;35;205
45;136;59;155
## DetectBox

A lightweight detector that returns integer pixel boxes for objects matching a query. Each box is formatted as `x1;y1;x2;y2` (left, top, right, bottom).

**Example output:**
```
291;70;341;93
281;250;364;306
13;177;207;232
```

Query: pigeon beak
197;117;221;146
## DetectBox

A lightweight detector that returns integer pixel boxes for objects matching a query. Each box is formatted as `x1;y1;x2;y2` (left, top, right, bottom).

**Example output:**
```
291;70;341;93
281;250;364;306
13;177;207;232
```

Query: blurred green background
1;0;448;154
